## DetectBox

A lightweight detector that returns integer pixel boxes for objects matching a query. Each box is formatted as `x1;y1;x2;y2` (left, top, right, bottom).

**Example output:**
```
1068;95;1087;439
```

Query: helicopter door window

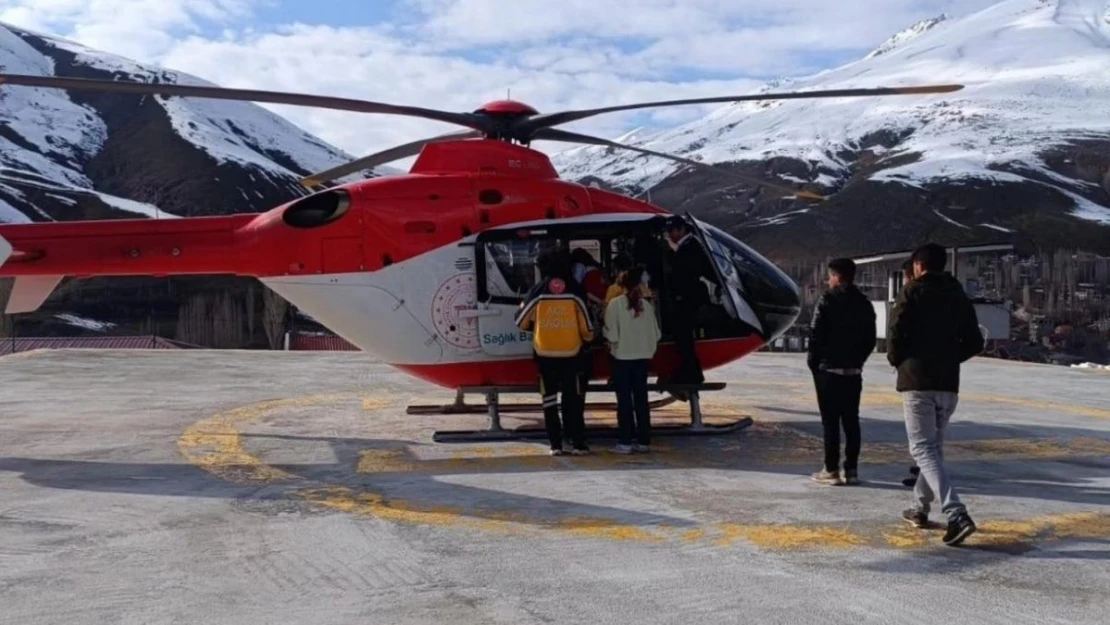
483;239;549;302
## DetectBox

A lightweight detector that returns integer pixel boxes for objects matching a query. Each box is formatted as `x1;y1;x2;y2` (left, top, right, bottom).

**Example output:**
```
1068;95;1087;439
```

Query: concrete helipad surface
1;350;1108;624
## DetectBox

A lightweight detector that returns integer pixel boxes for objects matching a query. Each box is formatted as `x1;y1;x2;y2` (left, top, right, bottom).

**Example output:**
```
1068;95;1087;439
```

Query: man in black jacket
663;217;716;384
888;243;984;546
807;258;877;486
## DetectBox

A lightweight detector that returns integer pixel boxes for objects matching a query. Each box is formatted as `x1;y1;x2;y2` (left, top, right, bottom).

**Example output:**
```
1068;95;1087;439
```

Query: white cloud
0;0;1004;165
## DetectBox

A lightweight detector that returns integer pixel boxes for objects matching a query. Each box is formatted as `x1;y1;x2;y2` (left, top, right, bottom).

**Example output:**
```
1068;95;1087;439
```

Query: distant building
852;244;1015;344
0;335;199;357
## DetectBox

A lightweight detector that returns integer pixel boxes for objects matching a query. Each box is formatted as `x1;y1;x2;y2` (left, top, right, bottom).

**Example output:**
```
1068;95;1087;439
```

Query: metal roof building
0;336;200;357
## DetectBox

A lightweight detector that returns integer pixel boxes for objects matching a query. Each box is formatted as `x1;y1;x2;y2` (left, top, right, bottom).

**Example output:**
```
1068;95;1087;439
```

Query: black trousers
537;356;587;450
670;303;704;383
813;371;863;473
612;358;651;446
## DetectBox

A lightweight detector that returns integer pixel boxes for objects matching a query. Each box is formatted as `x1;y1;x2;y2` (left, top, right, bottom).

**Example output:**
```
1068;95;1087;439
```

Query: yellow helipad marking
716;524;865;549
178;395;345;483
361;397;393;411
883;512;1110;551
180;392;1110;552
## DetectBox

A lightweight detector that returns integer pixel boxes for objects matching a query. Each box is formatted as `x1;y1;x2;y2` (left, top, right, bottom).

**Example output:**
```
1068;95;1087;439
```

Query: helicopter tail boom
0;214;259;313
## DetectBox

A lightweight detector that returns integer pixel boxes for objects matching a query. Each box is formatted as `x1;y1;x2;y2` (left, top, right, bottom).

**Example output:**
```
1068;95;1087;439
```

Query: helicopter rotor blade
300;129;484;189
0;73;485;131
518;84;963;135
532;128;825;202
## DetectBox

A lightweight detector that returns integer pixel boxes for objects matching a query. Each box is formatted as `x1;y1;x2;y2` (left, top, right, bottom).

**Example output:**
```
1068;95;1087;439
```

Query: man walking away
888;243;984;546
807;258;877;486
898;258;921;489
516;252;595;456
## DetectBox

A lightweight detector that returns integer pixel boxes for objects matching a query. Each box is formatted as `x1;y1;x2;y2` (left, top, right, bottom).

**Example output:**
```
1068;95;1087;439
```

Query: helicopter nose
753;283;802;342
699;222;801;342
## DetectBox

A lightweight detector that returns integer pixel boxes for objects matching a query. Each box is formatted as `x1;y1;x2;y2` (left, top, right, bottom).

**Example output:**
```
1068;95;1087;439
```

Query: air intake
282;189;351;228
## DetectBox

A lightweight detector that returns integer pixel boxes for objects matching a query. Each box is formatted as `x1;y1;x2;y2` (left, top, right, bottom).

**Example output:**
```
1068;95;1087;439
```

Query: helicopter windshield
693;220;801;337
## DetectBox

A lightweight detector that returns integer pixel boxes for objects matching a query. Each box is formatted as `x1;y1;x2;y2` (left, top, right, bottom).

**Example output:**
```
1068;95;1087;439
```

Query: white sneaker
611;444;633;455
632;444;650;453
550;448;565;456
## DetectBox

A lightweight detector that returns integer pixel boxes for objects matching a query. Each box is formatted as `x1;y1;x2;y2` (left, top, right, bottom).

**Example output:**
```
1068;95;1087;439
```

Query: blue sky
0;0;1001;156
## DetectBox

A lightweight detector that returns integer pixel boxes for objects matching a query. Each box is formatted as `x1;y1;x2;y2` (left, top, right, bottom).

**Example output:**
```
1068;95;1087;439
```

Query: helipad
1;350;1107;624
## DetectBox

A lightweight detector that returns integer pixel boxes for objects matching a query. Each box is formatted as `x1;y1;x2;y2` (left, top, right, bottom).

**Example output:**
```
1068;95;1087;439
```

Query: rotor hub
474;100;539;116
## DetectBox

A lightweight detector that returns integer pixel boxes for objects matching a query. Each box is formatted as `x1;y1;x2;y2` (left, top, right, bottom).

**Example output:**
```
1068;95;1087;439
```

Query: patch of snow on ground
980;223;1015;233
0;196;31;223
93;192;180;219
933;209;971;229
54;313;116;332
1057;188;1110;224
46;193;77;206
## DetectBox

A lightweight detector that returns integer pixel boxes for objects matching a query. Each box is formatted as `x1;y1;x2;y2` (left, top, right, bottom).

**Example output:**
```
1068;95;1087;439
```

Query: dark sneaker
632;443;650;453
943;513;977;546
811;469;843;485
902;465;919;487
841;470;860;486
902;508;929;528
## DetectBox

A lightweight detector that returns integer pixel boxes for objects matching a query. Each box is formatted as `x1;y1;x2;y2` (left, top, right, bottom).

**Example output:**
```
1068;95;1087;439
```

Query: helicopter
0;72;961;431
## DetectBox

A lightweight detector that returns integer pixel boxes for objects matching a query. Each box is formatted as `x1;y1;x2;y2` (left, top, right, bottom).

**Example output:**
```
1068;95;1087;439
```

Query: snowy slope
554;0;1110;226
0;23;390;223
40;34;369;181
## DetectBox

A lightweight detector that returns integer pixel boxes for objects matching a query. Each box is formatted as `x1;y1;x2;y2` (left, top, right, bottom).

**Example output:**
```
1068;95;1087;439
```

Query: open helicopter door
471;213;667;358
682;214;765;338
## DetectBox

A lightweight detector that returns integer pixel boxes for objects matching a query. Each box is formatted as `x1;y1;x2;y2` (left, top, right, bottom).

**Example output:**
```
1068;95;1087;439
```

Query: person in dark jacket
898;258;921;489
888;243;984;546
662;216;716;384
807;258;877;486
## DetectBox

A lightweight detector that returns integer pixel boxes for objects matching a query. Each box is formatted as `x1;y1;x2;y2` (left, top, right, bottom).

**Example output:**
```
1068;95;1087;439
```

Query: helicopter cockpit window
695;226;763;332
699;222;800;311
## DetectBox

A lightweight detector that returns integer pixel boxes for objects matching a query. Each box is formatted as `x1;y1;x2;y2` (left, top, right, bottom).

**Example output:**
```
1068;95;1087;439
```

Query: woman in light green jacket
604;265;662;454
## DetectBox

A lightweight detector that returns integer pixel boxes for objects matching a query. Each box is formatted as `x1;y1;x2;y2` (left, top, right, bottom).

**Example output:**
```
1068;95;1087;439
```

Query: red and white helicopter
0;74;960;423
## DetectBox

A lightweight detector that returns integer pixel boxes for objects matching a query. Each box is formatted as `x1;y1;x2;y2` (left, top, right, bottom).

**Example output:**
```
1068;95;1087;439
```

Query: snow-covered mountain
0;23;389;224
554;0;1110;259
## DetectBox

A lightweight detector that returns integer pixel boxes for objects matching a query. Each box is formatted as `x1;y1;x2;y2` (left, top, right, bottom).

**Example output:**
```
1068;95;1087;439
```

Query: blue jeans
902;391;967;521
612;359;651;446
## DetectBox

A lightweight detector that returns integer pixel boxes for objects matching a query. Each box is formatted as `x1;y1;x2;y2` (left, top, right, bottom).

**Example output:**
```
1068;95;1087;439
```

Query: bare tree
262;287;289;350
0;278;11;338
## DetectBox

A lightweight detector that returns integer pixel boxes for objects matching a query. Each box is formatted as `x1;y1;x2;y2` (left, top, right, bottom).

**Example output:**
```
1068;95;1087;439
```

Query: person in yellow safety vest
515;251;595;456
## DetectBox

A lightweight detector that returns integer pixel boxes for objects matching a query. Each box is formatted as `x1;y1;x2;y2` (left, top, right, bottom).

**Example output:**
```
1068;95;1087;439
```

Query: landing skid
410;383;751;444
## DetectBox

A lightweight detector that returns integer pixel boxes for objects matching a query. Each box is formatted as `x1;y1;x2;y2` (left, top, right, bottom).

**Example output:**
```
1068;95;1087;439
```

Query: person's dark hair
612;253;633;274
827;258;856;284
571;247;599;268
911;243;947;273
665;216;688;233
619;265;646;316
541;248;571;281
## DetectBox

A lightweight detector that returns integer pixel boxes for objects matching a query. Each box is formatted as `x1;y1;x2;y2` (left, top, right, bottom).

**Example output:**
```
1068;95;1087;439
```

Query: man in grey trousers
887;243;985;546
